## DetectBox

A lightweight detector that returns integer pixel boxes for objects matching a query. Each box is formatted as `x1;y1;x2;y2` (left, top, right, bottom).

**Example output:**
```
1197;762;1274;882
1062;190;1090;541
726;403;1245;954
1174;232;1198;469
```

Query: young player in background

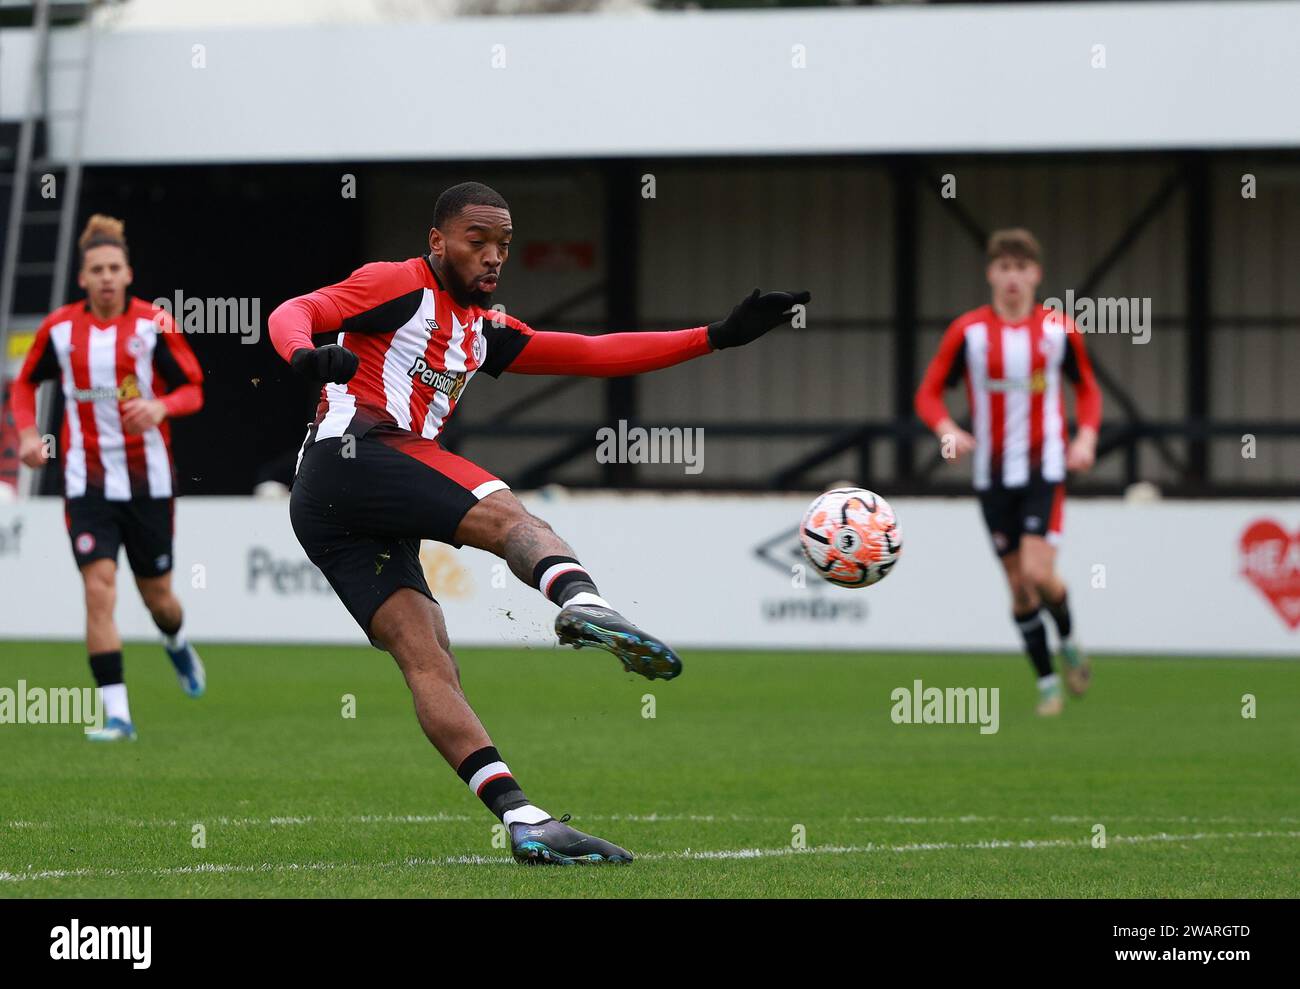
270;181;809;864
915;228;1100;716
11;215;207;740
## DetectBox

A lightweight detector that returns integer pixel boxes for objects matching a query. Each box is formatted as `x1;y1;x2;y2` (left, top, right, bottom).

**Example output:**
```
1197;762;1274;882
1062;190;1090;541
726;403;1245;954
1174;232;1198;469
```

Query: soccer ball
799;487;902;588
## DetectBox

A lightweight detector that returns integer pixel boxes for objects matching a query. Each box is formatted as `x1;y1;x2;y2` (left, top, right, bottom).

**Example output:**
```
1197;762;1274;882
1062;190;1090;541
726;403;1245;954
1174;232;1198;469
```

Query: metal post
1185;153;1211;485
50;6;98;311
891;159;918;485
0;1;52;421
603;159;639;487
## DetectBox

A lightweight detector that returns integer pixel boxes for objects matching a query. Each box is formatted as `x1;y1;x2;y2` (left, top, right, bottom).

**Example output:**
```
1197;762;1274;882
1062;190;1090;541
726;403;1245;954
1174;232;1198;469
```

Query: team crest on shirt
126;334;147;357
471;329;486;366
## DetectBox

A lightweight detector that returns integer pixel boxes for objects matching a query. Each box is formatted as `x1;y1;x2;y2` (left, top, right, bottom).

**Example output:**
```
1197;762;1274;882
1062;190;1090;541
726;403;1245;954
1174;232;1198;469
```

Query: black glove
291;345;359;384
707;289;811;350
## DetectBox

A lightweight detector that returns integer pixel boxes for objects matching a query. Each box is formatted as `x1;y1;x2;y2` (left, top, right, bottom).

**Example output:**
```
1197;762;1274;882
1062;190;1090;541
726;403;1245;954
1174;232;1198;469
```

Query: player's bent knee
84;574;116;612
139;583;175;615
1009;580;1036;612
1021;563;1050;591
457;490;543;554
373;613;458;682
392;639;463;691
504;512;552;547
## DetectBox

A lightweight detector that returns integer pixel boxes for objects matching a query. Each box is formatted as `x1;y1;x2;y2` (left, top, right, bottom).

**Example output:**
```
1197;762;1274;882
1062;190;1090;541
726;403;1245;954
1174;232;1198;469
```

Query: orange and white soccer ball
799;487;902;588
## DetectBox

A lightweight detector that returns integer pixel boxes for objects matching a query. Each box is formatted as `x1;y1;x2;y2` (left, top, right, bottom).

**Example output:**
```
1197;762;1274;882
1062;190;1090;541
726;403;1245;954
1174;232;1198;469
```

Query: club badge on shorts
75;532;96;555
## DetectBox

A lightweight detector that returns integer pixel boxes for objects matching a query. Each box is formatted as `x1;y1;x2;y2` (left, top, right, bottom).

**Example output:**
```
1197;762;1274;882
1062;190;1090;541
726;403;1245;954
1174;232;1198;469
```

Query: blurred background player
270;181;808;863
915;228;1101;716
10;215;207;740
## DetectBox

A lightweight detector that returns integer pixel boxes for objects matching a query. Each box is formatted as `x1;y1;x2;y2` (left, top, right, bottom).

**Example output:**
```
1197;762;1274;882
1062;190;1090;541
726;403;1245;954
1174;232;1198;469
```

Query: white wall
1;494;1297;656
17;2;1300;160
0;28;35;119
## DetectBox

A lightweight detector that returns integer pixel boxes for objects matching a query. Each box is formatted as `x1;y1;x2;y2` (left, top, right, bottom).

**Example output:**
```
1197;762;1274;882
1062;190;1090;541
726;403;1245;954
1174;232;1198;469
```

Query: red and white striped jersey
12;298;205;500
268;256;535;445
915;304;1102;490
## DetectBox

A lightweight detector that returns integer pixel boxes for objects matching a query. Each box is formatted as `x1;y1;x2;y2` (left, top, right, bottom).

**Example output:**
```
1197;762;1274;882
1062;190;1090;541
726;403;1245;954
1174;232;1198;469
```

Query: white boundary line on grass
7;813;1300;830
1;830;1297;883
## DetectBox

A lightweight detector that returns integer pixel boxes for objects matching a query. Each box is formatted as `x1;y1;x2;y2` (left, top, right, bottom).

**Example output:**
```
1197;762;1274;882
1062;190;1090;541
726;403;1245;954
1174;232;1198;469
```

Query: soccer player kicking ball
269;181;808;864
915;228;1101;717
12;215;207;741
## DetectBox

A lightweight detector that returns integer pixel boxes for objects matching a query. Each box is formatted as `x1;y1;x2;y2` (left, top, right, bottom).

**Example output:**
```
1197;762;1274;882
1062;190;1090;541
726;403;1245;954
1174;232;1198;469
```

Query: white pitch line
1;830;1297;883
3;812;776;830
8;813;1299;831
647;830;1300;861
850;815;1300;825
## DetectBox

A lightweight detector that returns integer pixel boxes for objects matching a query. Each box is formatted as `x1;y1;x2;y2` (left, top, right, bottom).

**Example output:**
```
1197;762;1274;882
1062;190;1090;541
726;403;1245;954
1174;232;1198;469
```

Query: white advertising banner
0;494;1297;656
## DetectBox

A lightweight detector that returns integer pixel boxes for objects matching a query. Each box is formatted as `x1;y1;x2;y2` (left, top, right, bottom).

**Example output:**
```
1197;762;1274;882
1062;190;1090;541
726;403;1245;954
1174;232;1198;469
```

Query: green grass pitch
1;641;1296;898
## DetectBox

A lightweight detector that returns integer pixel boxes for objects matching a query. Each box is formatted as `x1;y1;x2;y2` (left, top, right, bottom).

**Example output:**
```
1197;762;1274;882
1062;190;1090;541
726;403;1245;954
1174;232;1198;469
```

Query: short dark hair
433;181;509;228
987;227;1042;264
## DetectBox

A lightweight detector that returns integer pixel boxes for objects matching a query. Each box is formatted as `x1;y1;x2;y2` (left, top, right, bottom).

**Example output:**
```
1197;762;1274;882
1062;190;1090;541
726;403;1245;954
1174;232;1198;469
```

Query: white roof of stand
6;2;1300;162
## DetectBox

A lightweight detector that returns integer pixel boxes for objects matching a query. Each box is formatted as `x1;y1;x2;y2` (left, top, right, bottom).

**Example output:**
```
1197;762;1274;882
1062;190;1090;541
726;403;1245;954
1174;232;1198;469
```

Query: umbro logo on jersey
426;318;440;332
407;355;467;402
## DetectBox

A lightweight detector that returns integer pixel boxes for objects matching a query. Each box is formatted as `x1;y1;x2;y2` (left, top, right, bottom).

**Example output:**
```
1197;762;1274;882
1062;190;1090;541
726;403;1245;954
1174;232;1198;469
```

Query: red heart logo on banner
1239;520;1300;631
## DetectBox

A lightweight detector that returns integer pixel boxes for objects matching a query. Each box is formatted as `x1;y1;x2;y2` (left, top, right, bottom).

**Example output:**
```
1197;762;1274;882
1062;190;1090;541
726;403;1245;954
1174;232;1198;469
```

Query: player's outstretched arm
504;289;810;377
705;289;811;350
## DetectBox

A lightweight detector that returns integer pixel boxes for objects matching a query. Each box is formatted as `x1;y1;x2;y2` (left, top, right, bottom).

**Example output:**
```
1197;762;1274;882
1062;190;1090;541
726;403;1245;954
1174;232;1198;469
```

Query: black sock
1042;590;1072;640
456;746;530;821
532;555;599;607
88;650;124;687
1014;609;1054;679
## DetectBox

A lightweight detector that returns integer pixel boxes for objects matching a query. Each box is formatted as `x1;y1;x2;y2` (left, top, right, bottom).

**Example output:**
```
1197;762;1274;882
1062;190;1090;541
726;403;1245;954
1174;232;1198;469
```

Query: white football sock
564;591;611;610
163;628;186;651
101;684;132;724
503;804;551;826
1037;673;1060;691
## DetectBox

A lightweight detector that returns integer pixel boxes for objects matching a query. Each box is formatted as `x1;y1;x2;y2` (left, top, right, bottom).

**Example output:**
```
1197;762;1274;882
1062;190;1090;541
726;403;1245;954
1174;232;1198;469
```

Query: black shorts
65;494;175;577
977;477;1065;557
289;426;509;641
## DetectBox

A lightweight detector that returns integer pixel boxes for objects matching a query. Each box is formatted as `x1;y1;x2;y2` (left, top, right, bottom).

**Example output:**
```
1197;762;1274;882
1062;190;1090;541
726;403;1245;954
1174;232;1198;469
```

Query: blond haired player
12;215;207;740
